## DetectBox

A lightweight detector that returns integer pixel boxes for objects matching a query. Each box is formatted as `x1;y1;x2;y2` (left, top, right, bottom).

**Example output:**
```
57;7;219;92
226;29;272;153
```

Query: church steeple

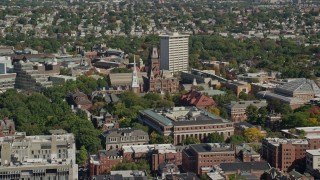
131;55;140;93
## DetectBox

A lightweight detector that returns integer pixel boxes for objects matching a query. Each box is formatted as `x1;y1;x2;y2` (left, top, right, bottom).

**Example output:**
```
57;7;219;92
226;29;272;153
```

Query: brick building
234;121;266;137
261;138;318;172
103;128;149;150
147;48;179;93
139;107;234;145
235;144;261;162
180;90;216;109
68;90;92;110
121;144;184;172
152;145;184;172
221;80;251;97
89;150;123;176
226;100;267;122
0;118;15;137
182;143;235;175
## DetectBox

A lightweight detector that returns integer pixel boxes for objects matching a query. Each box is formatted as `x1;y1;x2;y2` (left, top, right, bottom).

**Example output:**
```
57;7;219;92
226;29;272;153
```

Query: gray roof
140;107;230;127
220;162;270;172
166;172;199;180
105;94;120;103
98;150;121;157
226;100;267;110
103;128;148;137
141;109;173;126
276;78;319;95
109;73;146;86
190;143;233;153
257;91;305;104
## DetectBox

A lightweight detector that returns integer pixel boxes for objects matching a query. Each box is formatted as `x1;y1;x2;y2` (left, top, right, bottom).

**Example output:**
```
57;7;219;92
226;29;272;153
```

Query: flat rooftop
140;107;231;126
306;149;320;156
190;143;233;153
264;138;308;146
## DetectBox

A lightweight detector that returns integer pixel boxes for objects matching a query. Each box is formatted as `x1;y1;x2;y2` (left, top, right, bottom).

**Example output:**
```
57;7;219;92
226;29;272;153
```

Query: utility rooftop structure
139;107;234;145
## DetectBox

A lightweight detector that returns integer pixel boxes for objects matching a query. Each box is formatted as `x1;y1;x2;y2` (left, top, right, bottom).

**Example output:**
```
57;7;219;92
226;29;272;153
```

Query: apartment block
0;130;78;180
306;149;320;179
159;32;189;73
13;60;54;91
261;138;310;172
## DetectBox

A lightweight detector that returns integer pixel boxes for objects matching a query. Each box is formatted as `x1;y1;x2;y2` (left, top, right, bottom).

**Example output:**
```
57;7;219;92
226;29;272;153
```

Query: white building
306;149;320;170
0;130;78;180
160;32;189;73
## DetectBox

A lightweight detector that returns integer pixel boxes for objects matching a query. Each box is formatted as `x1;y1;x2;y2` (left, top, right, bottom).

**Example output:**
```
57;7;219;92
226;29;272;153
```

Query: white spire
192;78;197;86
131;55;139;88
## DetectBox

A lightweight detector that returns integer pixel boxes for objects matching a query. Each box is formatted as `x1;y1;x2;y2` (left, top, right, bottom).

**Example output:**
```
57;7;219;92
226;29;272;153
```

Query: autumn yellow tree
207;107;220;116
244;128;265;143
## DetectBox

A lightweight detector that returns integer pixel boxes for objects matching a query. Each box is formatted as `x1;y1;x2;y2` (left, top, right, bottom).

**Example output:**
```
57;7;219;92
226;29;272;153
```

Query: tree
183;137;200;145
206;132;224;143
227;135;246;145
149;131;164;144
77;146;88;166
246;105;259;124
229;174;245;180
244;128;264;143
207;107;220;116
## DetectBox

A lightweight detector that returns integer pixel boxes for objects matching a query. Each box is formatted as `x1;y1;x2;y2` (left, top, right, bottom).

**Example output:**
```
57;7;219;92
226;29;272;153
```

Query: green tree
183;137;200;145
206;132;224;143
77;146;88;166
227;135;246;145
246;105;259;124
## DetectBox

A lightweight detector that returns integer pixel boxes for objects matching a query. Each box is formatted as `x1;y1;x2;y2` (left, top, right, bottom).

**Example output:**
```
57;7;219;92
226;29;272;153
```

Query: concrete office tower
160;32;189;73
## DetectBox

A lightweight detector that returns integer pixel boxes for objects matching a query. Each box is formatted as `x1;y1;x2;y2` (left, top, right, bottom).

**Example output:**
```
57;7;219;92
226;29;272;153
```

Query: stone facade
139;107;234;145
0;130;78;180
103;128;149;150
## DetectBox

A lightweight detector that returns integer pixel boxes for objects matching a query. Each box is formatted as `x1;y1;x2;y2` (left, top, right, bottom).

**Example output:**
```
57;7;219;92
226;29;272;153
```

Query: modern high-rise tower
159;32;189;73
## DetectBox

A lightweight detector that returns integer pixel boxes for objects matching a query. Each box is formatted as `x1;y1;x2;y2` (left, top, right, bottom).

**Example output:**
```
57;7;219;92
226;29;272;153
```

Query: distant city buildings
0;130;78;179
160;32;189;73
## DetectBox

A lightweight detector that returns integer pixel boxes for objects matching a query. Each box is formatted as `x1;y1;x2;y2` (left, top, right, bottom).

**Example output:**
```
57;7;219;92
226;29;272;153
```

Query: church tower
131;55;140;94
